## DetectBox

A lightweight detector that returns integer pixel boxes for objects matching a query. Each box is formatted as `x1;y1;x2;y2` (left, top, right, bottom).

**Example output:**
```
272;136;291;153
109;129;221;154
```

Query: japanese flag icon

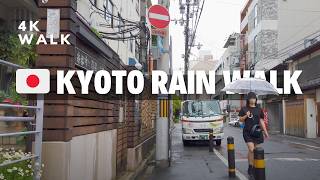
16;69;50;94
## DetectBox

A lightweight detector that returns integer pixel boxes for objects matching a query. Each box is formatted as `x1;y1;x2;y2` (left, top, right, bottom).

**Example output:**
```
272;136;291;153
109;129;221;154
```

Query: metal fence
0;59;44;180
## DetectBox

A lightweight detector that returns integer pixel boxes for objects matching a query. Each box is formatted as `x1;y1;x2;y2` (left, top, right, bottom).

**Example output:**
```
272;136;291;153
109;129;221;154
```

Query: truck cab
181;100;224;146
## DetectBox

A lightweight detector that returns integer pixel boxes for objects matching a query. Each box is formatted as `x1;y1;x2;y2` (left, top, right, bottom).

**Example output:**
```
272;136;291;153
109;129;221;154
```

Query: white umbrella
221;78;279;95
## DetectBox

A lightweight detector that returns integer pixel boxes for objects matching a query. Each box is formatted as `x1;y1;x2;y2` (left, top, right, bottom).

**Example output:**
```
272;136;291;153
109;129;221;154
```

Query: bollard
227;136;236;178
254;147;265;180
209;129;213;152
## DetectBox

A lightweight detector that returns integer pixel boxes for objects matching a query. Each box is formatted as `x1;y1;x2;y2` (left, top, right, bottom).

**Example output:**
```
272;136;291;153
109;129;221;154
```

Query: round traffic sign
148;5;170;29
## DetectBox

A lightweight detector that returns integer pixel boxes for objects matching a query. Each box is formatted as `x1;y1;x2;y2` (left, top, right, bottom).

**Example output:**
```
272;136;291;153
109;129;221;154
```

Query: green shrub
0;148;43;180
0;31;37;67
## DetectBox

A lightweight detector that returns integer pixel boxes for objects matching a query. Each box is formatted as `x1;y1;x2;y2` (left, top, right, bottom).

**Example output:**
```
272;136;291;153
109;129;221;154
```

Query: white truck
181;100;224;146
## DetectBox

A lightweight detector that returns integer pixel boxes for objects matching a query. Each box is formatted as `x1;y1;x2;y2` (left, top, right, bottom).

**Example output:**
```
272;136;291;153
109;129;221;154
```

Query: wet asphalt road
149;123;235;180
218;125;320;180
148;123;320;180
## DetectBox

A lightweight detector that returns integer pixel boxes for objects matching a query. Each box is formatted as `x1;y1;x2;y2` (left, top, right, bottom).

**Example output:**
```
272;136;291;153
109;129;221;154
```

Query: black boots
248;165;254;175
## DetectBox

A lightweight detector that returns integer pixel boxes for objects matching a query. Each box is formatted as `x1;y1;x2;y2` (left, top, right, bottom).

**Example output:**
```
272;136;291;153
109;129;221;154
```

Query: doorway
306;98;317;138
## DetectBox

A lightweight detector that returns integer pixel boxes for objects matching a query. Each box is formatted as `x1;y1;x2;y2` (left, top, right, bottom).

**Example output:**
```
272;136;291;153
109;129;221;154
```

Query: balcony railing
0;59;44;180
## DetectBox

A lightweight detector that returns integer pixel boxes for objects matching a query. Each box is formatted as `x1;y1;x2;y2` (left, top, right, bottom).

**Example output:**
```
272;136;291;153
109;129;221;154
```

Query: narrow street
146;123;320;180
149;123;236;180
1;0;320;180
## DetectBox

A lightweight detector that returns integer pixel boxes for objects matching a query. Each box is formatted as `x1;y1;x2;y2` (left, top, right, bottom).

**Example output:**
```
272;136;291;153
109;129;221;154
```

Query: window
130;37;134;53
136;2;139;15
253;4;258;28
118;14;125;41
253;35;258;63
135;41;140;60
182;101;221;117
151;35;157;46
104;0;114;27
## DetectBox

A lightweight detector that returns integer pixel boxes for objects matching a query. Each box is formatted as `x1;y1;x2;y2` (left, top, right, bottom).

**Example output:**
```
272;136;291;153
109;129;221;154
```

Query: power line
187;0;205;54
88;0;140;25
277;13;320;48
250;30;320;69
86;0;150;42
244;12;320;69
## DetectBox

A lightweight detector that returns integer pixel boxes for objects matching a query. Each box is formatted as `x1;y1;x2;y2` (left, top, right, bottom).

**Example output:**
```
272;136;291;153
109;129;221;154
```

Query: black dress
238;106;265;144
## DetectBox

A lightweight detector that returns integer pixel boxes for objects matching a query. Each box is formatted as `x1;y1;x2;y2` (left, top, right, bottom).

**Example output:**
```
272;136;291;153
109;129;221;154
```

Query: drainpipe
282;98;286;134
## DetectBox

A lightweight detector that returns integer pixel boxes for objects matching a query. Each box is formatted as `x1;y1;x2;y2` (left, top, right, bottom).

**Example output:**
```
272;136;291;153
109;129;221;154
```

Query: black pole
254;147;266;180
227;136;236;178
209;129;213;152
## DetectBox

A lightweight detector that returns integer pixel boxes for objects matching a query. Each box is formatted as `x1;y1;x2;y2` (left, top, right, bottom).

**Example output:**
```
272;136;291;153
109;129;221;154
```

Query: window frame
118;13;125;42
253;4;258;28
253;35;258;63
103;0;114;27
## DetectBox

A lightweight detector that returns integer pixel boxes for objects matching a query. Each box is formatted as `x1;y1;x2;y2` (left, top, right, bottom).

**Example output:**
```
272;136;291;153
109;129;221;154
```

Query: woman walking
238;92;269;176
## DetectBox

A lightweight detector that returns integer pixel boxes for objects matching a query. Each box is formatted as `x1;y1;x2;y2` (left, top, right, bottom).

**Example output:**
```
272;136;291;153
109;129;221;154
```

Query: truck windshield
182;101;221;117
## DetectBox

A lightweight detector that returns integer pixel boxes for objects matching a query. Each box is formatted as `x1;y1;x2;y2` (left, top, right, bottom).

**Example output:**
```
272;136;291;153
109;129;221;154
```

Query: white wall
77;0;141;64
278;0;320;50
41;130;117;180
220;35;241;71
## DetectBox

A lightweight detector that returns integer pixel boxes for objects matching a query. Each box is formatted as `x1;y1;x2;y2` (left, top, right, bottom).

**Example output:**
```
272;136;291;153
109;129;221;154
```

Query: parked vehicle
228;118;240;127
181;100;224;146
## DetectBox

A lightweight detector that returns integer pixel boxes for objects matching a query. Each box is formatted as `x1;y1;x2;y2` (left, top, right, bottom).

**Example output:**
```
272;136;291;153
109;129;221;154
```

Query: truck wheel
215;140;222;146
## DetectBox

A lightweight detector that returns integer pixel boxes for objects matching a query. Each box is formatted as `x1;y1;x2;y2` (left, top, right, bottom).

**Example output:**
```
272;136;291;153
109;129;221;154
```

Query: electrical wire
88;0;140;25
187;0;205;54
250;31;320;69
87;0;150;43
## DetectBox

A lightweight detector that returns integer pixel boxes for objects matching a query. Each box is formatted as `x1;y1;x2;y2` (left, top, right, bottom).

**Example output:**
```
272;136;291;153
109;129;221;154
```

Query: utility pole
177;0;203;100
184;0;190;74
155;0;171;168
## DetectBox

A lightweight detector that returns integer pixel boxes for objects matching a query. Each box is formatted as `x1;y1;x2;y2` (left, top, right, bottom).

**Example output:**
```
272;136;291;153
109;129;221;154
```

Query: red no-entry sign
148;5;170;29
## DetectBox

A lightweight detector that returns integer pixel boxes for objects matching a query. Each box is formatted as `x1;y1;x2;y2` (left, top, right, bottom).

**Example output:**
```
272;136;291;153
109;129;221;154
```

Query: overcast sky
151;0;247;70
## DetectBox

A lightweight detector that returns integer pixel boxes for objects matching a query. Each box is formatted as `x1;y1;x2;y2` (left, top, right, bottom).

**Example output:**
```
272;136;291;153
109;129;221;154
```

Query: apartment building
221;33;241;72
240;0;278;70
214;33;242;112
241;0;320;70
240;0;320;135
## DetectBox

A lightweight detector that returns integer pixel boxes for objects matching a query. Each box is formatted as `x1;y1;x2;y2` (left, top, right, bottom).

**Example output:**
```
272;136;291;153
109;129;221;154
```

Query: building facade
240;0;320;135
241;0;320;71
33;0;156;179
284;40;320;138
215;33;242;110
240;0;279;70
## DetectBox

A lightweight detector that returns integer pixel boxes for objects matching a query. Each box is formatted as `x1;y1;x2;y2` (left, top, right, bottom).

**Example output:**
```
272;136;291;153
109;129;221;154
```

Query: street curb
117;148;155;180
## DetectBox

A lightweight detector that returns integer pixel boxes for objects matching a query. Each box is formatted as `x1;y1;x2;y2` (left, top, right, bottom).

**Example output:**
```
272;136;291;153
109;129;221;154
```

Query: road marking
273;157;320;162
287;141;320;151
274;157;303;161
236;157;320;162
213;149;248;180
